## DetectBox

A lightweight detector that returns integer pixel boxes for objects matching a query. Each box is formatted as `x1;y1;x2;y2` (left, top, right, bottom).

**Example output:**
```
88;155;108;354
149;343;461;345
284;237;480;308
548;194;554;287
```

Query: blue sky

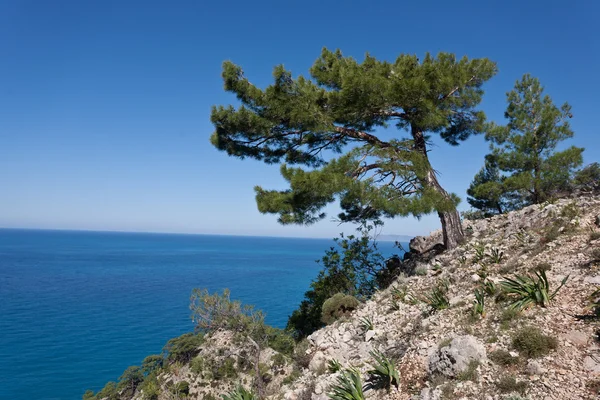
0;0;598;238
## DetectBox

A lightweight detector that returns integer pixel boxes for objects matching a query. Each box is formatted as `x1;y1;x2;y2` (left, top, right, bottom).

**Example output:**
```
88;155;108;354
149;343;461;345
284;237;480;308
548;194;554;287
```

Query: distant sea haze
0;229;404;400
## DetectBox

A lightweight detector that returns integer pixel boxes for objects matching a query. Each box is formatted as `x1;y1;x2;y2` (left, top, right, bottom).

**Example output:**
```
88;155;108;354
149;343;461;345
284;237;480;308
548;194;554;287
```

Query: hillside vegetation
86;194;600;400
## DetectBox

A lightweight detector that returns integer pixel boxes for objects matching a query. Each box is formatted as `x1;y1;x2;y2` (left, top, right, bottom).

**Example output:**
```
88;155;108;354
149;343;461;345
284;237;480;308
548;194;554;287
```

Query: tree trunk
412;127;464;249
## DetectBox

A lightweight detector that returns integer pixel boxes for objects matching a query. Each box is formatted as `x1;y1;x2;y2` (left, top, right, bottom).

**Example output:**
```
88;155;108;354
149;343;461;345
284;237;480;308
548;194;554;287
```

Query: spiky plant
359;316;374;332
424;280;450;311
474;244;486;263
483;279;498;296
328;369;366;400
366;350;400;390
472;289;486;318
489;248;505;264
222;385;257;400
500;270;568;310
328;359;343;373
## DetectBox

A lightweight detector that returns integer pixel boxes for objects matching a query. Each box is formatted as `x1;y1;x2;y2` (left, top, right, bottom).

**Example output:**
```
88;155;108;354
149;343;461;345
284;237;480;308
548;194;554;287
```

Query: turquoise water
0;229;401;400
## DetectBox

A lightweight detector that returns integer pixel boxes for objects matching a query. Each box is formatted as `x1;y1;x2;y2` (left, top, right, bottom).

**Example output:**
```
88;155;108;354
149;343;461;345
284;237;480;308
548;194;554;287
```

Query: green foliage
457;361;479;382
321;293;360;324
512;326;558;358
485;74;584;205
287;227;385;338
489;248;504;264
473;244;486;263
222;385;257;400
212;357;238;380
500;270;568;310
171;381;190;397
467;157;520;215
190;288;264;335
292;339;312;369
496;375;529;394
211;49;497;250
328;369;366;400
472;289;485;318
573;162;600;190
94;381;119;400
118;365;144;394
163;333;204;364
141;354;163;376
328;359;343;373
489;349;519;366
366;350;400;389
263;325;295;356
424;280;450;312
139;376;160;400
359;316;373;332
82;390;95;400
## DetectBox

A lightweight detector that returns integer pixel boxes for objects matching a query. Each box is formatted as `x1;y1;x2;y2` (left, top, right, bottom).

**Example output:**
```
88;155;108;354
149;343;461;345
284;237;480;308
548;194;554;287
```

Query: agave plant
328;368;365;400
366;350;400;390
489;248;505;264
222;385;257;400
424;280;450;311
472;289;485;318
359;316;374;332
500;270;568;310
328;359;343;373
473;244;486;263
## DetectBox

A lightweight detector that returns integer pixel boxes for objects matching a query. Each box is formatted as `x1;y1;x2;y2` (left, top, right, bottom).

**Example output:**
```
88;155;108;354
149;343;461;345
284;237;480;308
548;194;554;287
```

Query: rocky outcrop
428;335;487;378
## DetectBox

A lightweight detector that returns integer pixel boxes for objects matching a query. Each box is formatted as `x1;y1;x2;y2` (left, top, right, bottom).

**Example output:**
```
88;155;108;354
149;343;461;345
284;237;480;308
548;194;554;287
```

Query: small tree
573;162;600;192
118;366;144;396
485;74;583;205
210;49;497;249
286;225;387;338
467;155;523;216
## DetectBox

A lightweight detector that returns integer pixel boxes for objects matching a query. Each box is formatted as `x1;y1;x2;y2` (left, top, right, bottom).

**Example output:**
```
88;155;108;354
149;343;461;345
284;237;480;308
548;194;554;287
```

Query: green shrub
328;369;365;400
95;381;119;400
141;354;163;375
457;361;479;382
271;353;286;368
163;333;204;363
213;357;237;380
560;202;580;219
321;293;360;324
489;349;519;366
282;368;302;385
496;375;528;394
366;350;399;389
171;381;189;397
190;355;205;374
222;385;257;400
512;326;558;358
500;270;568;310
139;375;160;400
286;226;387;339
118;366;144;395
293;339;312;369
264;326;295;356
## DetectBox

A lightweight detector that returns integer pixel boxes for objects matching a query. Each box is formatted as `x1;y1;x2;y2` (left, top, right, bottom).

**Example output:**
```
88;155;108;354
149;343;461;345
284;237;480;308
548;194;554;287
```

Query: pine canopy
210;48;497;231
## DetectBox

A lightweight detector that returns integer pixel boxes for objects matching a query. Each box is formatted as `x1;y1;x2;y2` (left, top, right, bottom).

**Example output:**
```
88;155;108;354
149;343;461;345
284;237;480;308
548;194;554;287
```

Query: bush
118;366;144;394
424;280;450;312
264;326;295;356
171;381;190;396
141;354;163;375
512;326;558;358
286;226;391;339
496;375;528;394
163;333;204;363
321;293;360;324
292;339;312;369
489;349;519;366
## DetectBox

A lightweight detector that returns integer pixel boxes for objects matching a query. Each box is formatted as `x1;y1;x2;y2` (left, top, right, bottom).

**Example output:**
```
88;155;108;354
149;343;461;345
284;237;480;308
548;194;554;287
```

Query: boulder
428;335;487;378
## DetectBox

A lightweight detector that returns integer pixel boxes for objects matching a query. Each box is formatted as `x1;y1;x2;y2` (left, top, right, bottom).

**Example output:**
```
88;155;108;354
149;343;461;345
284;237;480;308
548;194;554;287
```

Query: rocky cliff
98;195;600;400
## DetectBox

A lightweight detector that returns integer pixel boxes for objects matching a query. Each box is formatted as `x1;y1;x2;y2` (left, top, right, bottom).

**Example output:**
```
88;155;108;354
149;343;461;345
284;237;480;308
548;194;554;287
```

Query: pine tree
210;49;497;249
485;74;584;204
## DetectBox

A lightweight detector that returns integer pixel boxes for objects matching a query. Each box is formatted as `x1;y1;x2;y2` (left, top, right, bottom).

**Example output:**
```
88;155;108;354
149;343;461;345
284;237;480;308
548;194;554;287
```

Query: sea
0;229;403;400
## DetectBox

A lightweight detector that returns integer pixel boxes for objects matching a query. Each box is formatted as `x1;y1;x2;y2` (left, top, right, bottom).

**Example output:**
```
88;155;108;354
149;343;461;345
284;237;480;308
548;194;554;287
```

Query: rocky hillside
92;195;600;400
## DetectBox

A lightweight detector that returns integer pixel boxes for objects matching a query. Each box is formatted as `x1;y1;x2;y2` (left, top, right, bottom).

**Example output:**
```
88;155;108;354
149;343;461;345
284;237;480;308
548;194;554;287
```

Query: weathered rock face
409;231;444;254
427;335;487;378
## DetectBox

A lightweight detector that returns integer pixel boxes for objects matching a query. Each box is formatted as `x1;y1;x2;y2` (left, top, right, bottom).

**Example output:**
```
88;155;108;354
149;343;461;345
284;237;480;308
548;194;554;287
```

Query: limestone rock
428;335;487;378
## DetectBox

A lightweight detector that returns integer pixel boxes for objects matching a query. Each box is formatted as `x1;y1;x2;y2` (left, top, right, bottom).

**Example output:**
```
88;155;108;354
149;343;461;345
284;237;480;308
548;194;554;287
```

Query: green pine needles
211;48;498;249
500;270;568;310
